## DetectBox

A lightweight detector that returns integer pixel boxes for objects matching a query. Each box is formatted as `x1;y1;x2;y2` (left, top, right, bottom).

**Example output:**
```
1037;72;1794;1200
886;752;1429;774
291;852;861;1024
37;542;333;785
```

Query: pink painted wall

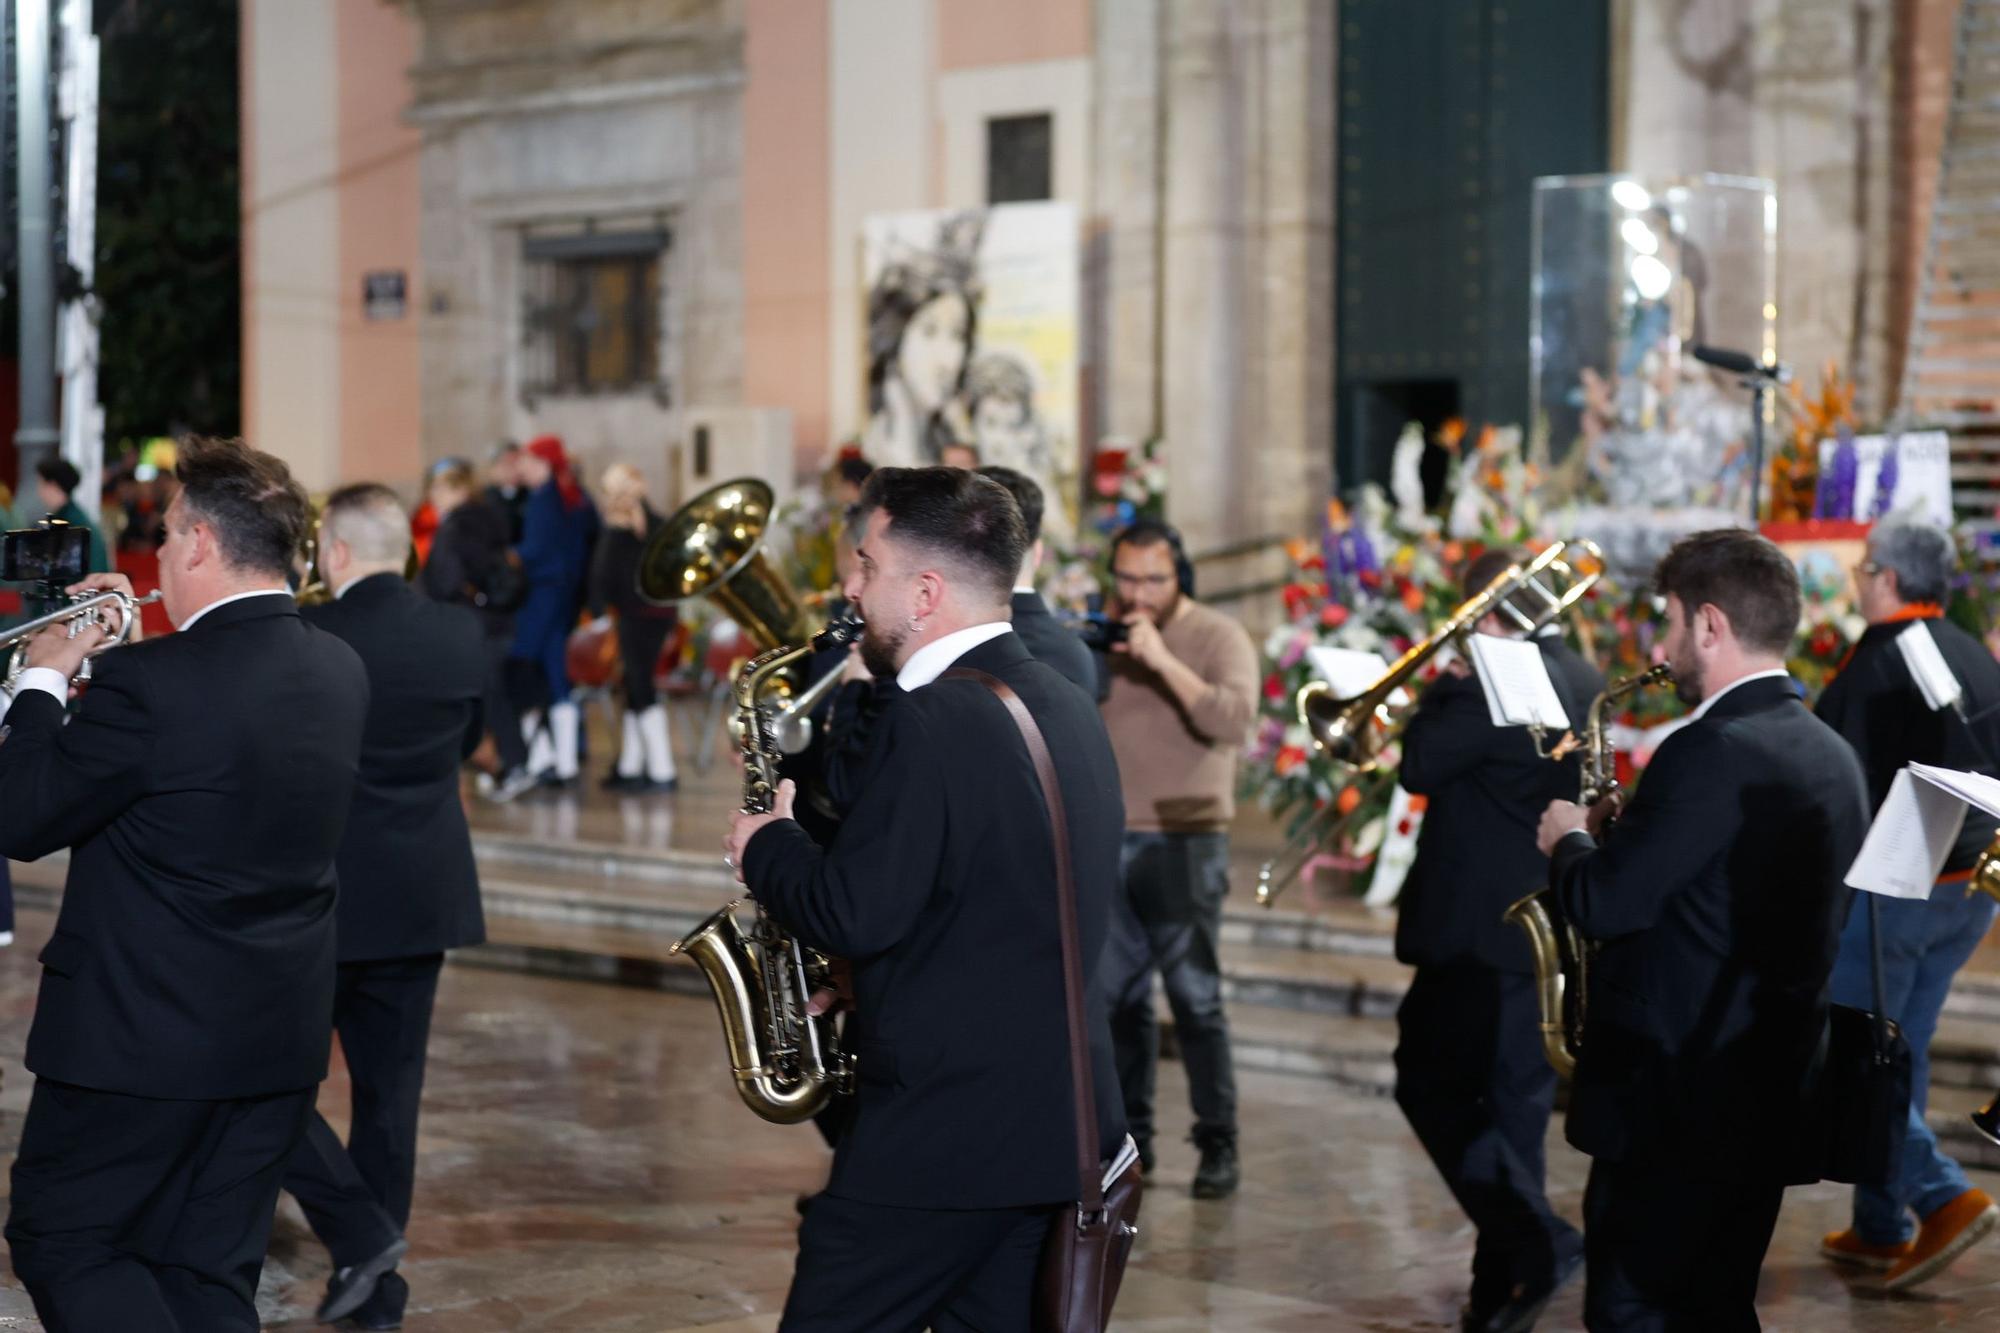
935;0;1090;70
743;0;833;463
334;0;423;488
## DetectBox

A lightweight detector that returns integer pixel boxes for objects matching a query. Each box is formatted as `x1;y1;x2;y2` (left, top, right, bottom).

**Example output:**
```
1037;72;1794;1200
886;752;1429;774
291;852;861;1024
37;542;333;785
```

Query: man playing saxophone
1395;548;1603;1333
1534;529;1870;1331
722;467;1127;1331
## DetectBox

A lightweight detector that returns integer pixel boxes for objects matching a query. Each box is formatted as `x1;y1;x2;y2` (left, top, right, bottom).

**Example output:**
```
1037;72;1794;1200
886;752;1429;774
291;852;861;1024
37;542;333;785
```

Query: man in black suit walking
0;437;370;1333
1535;529;1871;1331
978;464;1098;697
725;467;1127;1331
281;482;490;1328
1395;548;1604;1333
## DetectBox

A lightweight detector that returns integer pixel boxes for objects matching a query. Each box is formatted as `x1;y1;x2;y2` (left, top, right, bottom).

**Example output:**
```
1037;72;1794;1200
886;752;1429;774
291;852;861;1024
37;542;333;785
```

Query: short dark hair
854;466;1025;606
36;457;80;497
1653;528;1801;655
835;456;874;488
1461;546;1542;624
173;436;311;579
976;465;1045;543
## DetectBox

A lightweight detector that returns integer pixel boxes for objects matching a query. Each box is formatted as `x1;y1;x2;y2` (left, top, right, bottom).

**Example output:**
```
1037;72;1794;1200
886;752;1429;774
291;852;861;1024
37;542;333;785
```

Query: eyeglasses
1856;560;1884;577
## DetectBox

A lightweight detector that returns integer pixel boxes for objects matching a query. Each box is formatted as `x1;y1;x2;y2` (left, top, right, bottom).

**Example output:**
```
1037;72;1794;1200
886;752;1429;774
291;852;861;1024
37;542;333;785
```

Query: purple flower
1871;436;1901;518
1820;426;1860;521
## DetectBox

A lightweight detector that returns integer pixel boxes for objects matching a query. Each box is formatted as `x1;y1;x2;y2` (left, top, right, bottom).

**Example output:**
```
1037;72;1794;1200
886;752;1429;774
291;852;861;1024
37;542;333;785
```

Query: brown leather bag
944;669;1142;1333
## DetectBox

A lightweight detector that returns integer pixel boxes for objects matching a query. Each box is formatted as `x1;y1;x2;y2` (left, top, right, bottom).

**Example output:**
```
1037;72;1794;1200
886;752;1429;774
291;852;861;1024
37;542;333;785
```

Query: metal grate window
519;223;670;403
986;113;1052;205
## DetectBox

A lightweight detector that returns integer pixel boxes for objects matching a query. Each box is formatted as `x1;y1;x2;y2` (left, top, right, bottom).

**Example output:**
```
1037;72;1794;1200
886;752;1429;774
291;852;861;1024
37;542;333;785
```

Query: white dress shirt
896;621;1015;691
1687;667;1793;722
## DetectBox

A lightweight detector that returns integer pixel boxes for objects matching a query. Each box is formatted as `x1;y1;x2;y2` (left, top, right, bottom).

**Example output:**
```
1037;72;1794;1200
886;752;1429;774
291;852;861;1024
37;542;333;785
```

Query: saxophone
1503;663;1671;1077
669;614;863;1124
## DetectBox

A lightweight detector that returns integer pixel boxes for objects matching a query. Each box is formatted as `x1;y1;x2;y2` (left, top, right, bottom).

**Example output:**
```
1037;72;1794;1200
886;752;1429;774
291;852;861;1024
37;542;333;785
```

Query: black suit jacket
745;632;1127;1210
305;573;489;963
1814;614;2000;874
1548;677;1869;1182
0;594;370;1098
1011;590;1098;698
1396;633;1605;972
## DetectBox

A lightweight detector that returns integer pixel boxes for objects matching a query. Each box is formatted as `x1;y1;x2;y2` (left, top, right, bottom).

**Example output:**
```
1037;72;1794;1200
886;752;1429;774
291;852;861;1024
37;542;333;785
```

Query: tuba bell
642;477;861;1123
1502;662;1671;1077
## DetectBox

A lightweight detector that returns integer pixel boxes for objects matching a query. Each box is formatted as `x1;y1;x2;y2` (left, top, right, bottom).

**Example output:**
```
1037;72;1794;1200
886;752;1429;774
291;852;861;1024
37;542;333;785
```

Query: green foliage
92;0;240;449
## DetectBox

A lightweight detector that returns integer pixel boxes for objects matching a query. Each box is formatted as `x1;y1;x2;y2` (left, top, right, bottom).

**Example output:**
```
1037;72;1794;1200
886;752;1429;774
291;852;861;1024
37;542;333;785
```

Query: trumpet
0;587;161;692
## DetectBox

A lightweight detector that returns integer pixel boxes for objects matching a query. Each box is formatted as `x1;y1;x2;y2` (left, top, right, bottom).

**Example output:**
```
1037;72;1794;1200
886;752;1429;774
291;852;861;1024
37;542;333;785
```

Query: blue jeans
1828;880;1998;1243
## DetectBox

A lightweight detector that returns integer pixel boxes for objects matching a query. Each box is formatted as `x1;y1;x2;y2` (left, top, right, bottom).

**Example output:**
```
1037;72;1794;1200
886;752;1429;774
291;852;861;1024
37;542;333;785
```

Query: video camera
1;522;91;593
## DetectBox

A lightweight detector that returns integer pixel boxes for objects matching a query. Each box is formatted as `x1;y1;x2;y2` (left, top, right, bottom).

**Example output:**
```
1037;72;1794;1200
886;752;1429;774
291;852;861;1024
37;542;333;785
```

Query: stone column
1092;0;1166;450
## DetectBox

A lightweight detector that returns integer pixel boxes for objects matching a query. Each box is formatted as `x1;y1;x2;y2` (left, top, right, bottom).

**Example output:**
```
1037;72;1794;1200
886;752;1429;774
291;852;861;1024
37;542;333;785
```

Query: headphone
1109;518;1195;598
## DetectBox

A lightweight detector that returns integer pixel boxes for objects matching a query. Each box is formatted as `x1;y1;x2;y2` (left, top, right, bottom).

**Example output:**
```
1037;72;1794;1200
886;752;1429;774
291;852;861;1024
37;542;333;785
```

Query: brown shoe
1820;1227;1911;1270
1882;1188;1999;1292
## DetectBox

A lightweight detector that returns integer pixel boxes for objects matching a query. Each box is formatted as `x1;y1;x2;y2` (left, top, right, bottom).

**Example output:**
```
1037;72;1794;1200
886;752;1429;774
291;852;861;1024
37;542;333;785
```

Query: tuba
1502;663;1671;1077
642;478;861;1123
1255;539;1605;908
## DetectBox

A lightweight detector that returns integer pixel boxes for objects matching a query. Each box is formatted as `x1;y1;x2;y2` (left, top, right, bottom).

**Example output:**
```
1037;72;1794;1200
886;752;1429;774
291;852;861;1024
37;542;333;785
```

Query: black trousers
5;1077;316;1332
779;1193;1058;1332
616;614;674;710
1395;964;1580;1303
1582;1157;1785;1332
282;955;444;1306
483;633;528;773
1102;830;1238;1146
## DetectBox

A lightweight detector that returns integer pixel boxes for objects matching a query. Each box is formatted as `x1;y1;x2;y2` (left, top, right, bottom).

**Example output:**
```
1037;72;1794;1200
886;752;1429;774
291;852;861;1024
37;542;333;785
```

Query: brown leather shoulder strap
943;666;1102;1213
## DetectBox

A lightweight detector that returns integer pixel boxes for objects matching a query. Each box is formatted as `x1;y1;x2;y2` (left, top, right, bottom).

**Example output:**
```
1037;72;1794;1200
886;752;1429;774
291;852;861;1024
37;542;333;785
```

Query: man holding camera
1097;518;1258;1198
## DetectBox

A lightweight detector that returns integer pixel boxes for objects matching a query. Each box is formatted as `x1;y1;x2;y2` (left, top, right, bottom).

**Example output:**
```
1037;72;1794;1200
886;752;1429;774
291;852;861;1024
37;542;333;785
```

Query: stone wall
401;0;746;500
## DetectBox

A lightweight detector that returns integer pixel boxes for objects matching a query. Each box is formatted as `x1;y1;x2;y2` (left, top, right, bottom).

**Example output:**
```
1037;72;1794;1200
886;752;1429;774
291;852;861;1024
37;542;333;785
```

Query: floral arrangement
1768;365;1858;523
1043;436;1168;612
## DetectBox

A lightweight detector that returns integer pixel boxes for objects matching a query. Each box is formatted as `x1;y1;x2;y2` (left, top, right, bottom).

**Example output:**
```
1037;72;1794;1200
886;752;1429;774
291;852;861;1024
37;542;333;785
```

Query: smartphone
1;524;90;586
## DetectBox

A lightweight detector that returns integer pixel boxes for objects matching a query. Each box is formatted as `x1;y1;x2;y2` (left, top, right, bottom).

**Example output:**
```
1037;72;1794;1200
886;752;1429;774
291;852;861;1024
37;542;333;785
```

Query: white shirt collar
1688;667;1792;722
178;588;294;632
896;620;1015;691
1012;585;1036;596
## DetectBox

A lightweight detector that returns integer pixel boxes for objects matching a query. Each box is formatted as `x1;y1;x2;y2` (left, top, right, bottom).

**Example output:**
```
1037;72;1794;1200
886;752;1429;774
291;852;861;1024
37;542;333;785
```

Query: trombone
1255;539;1605;908
0;587;160;692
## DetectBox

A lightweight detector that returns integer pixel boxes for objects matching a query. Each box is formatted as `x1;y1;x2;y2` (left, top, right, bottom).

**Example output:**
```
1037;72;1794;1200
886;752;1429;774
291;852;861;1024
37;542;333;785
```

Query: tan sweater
1100;598;1260;832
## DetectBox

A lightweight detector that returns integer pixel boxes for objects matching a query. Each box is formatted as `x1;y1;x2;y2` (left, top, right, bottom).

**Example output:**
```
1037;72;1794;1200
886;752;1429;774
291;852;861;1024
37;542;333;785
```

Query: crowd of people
1;428;1997;1333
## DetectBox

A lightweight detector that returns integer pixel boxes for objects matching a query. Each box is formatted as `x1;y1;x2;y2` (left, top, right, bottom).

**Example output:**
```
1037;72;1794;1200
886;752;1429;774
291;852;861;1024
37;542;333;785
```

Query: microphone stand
1689;344;1790;525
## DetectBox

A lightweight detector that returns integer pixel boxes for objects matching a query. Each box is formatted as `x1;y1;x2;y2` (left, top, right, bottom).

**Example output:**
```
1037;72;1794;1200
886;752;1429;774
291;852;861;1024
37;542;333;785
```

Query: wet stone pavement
0;906;1992;1330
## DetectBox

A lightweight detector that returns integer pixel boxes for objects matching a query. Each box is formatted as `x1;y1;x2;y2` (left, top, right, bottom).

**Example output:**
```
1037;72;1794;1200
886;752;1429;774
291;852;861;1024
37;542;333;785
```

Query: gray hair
321;482;411;567
1869;520;1954;606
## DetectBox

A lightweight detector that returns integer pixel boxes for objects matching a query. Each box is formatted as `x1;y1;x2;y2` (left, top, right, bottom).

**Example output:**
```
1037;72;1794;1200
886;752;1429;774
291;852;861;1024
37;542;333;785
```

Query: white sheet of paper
1896;622;1964;712
1465;634;1571;730
1305;645;1410;708
1907;762;2000;818
1845;767;1973;899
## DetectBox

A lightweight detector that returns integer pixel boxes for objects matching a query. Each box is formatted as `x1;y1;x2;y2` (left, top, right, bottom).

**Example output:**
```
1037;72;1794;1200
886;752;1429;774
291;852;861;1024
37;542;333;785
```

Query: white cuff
5;667;70;714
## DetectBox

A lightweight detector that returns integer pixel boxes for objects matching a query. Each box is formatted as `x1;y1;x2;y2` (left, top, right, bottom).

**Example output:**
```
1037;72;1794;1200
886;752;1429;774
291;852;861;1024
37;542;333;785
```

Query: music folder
1844;762;2000;899
1464;634;1571;731
1895;621;1964;712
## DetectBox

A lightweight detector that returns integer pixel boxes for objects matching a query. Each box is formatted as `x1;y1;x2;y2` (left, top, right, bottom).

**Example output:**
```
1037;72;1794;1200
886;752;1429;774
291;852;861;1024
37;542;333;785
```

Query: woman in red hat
509;435;600;785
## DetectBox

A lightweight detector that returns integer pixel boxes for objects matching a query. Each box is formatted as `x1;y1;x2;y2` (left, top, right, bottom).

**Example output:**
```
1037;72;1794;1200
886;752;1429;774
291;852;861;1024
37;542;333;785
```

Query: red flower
1359;570;1382;590
1320;603;1349;628
1275;745;1307;776
1263;672;1286;701
1300;554;1326;572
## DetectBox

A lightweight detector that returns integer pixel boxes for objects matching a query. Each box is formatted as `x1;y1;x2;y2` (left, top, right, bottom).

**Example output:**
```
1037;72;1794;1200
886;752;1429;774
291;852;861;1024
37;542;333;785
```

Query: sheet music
1906;762;2000;818
1305;646;1410;709
1896;621;1964;712
1845;768;1973;899
1464;635;1571;730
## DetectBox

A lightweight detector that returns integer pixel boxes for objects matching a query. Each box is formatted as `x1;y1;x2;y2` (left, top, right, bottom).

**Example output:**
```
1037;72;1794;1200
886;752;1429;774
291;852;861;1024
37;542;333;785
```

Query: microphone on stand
1691;343;1791;384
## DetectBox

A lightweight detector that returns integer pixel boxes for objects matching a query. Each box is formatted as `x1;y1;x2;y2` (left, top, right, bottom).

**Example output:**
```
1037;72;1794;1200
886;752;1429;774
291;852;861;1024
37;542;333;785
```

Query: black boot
1190;1128;1239;1200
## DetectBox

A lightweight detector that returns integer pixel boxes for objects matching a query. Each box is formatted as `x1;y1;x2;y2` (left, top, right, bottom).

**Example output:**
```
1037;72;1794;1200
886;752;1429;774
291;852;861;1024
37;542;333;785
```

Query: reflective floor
0;905;1992;1330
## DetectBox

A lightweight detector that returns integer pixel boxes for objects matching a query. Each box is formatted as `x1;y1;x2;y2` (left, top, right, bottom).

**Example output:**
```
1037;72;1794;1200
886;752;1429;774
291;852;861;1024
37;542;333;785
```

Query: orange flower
1437;418;1467;451
1335;785;1363;815
1400;582;1425;613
